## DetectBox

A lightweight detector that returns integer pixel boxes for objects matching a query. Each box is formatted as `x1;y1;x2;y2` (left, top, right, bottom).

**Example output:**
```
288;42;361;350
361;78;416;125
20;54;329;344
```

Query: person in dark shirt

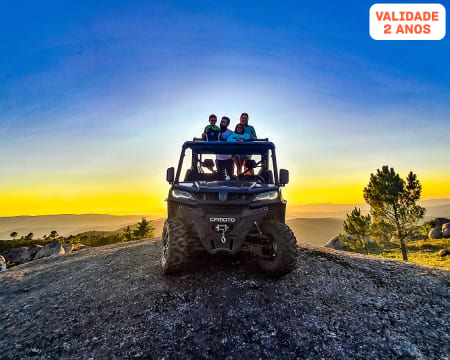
216;116;234;180
202;114;220;141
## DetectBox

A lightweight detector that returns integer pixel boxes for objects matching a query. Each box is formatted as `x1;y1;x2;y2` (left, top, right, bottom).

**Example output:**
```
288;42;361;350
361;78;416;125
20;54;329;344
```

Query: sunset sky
1;1;449;216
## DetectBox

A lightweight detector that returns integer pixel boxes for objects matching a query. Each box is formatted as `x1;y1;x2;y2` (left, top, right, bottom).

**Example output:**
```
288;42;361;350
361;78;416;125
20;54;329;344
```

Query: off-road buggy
162;138;297;277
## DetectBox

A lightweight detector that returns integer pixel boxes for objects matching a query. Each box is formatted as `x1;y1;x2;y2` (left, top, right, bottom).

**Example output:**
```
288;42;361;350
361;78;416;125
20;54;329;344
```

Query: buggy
162;138;297;277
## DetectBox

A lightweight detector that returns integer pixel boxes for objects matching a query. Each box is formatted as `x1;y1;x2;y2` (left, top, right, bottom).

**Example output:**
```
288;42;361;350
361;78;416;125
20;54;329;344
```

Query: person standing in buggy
227;123;250;175
239;112;256;140
202;114;220;141
216;116;234;180
240;112;257;174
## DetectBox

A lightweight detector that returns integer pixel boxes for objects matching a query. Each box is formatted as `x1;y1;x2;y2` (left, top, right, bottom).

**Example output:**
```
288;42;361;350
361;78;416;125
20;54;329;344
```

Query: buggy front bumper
179;205;268;255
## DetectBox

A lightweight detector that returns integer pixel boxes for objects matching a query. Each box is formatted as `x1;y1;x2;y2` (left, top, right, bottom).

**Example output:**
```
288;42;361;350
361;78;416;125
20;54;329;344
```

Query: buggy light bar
183;141;275;155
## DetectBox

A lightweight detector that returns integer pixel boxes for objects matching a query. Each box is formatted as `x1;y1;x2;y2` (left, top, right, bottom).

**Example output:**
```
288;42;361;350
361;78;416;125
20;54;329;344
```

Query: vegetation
420;220;436;238
133;218;155;239
363;166;425;261
0;218;155;254
343;237;450;269
339;166;450;268
369;220;395;252
343;207;371;254
123;226;133;242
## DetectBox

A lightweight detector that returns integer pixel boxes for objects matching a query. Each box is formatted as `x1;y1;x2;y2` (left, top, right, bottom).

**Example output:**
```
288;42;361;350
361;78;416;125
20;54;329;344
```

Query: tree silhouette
25;232;34;240
10;232;18;240
123;226;134;242
343;207;371;254
363;166;425;261
49;230;59;239
132;218;155;240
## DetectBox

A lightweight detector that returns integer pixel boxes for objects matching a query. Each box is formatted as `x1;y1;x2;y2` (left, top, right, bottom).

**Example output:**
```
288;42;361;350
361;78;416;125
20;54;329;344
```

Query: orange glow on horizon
1;176;449;217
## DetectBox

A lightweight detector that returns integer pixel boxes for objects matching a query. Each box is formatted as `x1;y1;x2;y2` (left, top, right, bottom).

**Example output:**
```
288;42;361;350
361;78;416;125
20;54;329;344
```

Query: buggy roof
182;141;275;155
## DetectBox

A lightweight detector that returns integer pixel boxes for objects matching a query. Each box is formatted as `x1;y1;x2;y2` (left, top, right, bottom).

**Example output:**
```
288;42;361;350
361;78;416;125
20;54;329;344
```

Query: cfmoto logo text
209;217;236;223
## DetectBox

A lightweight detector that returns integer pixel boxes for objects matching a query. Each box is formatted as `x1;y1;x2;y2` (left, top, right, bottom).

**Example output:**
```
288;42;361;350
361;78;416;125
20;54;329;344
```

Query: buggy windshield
175;141;279;185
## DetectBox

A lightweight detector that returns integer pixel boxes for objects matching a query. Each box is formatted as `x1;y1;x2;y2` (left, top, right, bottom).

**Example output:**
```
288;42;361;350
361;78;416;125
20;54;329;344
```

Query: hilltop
1;238;449;359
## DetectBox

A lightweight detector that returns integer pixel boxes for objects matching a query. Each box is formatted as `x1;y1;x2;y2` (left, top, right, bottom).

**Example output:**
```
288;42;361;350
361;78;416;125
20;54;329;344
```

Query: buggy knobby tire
161;218;189;275
257;220;297;277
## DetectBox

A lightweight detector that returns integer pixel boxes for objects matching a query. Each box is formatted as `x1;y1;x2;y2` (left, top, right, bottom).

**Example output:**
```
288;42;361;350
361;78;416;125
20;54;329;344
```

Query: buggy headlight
172;189;195;200
253;191;279;201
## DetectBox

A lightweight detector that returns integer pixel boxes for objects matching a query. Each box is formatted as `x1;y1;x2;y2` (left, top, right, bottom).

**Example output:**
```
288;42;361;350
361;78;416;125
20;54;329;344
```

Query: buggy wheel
257;220;297;277
161;218;189;274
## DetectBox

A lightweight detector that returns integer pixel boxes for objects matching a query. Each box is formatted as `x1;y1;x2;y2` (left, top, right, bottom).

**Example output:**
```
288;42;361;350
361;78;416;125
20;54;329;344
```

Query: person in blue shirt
239;113;256;140
227;123;250;142
227;123;250;175
239;112;256;174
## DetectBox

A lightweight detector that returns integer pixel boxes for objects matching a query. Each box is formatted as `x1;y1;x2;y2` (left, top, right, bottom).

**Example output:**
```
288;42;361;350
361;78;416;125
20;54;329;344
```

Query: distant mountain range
288;199;450;219
0;214;160;240
1;199;449;245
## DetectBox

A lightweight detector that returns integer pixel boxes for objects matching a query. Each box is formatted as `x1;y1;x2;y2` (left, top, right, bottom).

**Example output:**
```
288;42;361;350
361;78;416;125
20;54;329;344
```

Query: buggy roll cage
174;139;279;184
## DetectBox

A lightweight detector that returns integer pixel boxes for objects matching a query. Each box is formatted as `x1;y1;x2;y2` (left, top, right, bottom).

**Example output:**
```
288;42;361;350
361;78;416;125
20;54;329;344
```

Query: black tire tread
257;220;298;277
161;218;189;274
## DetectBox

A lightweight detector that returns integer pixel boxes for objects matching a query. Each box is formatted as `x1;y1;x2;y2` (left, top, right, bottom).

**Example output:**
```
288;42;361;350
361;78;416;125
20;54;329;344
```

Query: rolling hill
286;218;344;246
1;199;449;245
0;214;162;239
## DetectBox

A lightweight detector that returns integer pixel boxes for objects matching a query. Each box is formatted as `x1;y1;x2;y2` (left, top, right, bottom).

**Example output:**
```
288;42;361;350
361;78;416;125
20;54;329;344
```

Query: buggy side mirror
202;159;215;169
279;169;289;185
166;167;175;183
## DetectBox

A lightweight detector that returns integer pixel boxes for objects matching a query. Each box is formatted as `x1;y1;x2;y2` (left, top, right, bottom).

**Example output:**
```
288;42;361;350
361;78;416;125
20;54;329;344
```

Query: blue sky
0;0;449;215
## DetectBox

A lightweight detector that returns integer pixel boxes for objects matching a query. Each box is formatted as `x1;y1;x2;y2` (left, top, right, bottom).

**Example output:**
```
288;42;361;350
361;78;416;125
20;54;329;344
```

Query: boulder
442;223;450;238
1;247;33;263
34;240;65;260
0;255;6;272
324;236;345;250
428;227;442;240
28;245;43;259
74;244;89;251
62;243;74;253
435;218;450;229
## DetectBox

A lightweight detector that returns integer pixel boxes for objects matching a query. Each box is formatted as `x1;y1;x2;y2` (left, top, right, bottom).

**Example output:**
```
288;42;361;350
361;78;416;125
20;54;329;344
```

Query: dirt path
1;239;449;359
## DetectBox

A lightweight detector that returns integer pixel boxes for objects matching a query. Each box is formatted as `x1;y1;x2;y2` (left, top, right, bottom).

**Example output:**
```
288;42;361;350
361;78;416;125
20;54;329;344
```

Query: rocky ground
1;238;449;360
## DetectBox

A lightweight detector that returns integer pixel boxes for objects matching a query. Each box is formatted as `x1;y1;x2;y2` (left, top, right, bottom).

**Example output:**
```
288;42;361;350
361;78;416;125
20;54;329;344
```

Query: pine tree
343;207;371;254
132;218;155;240
370;219;395;252
363;166;425;261
10;232;18;240
25;232;34;240
123;226;134;242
